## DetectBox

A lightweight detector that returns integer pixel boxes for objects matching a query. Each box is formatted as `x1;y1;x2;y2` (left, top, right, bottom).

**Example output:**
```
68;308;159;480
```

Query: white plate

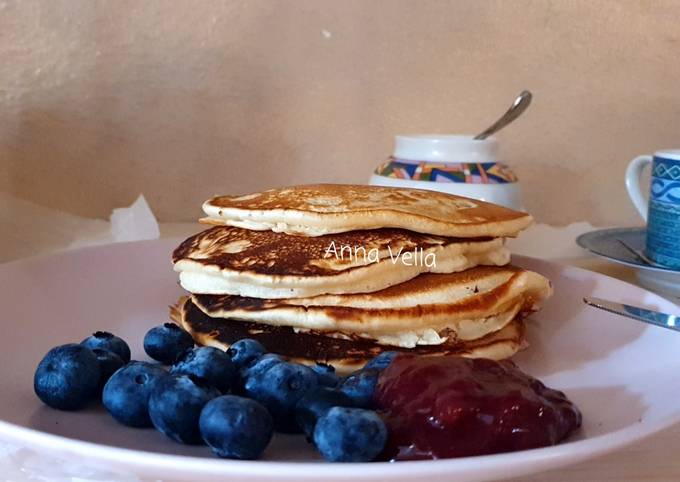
1;240;680;482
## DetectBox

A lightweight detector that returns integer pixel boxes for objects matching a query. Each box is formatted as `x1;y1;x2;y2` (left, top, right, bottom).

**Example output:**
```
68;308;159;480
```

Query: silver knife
583;296;680;333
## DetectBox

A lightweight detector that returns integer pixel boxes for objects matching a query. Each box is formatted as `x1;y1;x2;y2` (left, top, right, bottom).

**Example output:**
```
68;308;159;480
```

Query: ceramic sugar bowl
369;135;523;210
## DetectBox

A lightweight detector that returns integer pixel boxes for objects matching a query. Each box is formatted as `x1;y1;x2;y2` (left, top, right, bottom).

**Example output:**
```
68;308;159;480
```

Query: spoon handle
474;90;532;140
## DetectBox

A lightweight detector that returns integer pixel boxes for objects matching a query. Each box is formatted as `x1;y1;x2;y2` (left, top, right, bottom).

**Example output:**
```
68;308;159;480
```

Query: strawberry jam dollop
374;354;582;460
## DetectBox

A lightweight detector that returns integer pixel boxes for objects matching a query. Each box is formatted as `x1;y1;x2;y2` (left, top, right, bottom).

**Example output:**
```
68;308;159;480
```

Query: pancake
173;297;527;374
201;184;533;238
173;226;509;298
190;265;552;345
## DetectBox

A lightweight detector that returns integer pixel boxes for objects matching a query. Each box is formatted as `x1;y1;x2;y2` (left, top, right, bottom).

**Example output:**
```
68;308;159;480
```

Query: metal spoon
616;239;667;268
474;90;533;140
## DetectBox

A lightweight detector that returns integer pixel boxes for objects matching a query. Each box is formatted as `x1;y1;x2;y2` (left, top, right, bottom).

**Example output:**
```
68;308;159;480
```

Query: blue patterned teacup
626;150;680;268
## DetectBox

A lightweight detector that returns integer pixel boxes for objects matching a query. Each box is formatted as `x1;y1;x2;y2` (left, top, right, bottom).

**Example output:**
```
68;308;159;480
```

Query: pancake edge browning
189;267;552;341
172;297;527;375
175;236;510;298
201;184;533;238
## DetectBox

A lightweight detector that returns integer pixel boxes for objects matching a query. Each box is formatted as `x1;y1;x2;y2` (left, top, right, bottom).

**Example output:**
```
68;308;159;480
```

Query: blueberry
244;362;318;433
311;363;340;387
199;395;273;460
171;347;236;394
149;374;220;444
143;323;194;364
92;348;125;395
313;407;387;462
238;354;284;391
102;361;168;427
364;351;398;371
339;368;380;408
34;344;100;410
227;339;266;368
295;386;354;439
81;331;131;363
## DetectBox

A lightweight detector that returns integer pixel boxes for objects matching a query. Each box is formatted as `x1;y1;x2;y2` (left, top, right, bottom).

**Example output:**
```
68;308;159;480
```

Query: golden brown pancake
189;265;552;344
173;226;509;298
201;184;533;238
172;297;527;374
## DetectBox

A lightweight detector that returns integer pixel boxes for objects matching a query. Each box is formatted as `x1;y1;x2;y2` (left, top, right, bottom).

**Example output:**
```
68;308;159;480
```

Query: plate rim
0;412;676;480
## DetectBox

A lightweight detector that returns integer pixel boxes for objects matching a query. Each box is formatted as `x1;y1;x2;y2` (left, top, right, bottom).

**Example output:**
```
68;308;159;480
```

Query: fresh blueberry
143;323;194;364
199;395;273;460
102;361;168;427
339;368;380;408
149;374;220;444
295;386;354;439
244;361;318;433
171;347;236;394
311;363;340;387
34;344;100;410
313;407;387;462
364;351;398;371
81;331;131;363
238;353;284;391
92;348;125;395
227;339;266;369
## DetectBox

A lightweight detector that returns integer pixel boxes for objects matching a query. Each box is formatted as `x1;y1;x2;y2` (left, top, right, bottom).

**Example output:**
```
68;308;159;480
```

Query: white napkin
0;192;161;263
109;194;160;243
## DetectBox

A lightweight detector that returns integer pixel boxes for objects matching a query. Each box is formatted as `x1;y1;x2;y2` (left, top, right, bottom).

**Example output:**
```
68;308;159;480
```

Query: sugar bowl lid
394;135;499;163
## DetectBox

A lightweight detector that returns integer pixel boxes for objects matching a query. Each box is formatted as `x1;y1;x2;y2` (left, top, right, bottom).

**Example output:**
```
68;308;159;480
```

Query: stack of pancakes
171;184;551;373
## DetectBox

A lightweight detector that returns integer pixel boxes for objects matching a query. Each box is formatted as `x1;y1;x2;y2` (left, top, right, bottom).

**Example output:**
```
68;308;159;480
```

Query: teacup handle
625;155;653;221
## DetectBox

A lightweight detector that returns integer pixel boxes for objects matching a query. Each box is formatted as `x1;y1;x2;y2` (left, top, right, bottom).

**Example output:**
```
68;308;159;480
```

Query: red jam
374;354;582;460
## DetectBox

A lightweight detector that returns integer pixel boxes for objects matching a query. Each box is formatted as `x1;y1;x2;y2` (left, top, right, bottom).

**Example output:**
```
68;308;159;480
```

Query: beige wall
1;0;678;225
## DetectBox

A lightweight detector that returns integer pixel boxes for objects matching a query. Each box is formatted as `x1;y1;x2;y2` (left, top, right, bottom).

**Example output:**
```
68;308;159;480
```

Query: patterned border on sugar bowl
373;157;519;184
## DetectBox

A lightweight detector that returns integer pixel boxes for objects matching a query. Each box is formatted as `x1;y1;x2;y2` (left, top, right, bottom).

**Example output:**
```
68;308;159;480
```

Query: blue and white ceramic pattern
369;135;524;210
626;150;680;269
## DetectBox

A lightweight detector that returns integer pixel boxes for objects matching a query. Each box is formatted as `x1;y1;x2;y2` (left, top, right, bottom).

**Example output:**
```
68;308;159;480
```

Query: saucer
576;227;680;298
